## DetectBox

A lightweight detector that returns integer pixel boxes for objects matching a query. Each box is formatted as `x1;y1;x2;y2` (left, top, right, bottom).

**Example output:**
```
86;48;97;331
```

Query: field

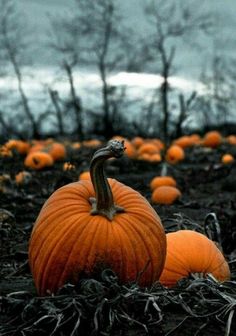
1;137;236;335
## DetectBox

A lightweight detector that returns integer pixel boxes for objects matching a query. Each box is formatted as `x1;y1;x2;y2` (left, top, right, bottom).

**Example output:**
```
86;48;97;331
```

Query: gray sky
18;0;236;77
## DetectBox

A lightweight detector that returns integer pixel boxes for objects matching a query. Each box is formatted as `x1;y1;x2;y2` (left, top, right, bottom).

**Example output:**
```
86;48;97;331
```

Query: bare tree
49;0;136;140
143;0;215;142
0;0;49;139
48;89;66;136
174;91;197;138
48;15;84;139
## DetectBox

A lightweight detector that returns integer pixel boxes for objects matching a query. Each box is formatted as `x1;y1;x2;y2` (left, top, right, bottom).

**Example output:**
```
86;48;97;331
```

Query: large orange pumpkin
159;230;230;287
29;140;166;295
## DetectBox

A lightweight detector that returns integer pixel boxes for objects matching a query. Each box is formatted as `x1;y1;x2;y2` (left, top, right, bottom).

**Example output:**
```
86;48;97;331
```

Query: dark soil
1;142;236;335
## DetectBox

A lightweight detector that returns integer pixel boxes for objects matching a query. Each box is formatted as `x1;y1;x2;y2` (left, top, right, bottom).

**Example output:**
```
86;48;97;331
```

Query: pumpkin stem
89;140;125;220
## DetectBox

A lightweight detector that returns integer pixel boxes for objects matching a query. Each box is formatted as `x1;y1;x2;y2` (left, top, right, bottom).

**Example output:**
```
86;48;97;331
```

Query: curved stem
89;140;125;220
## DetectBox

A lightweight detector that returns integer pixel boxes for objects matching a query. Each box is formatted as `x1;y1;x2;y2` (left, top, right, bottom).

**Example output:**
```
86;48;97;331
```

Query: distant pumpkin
147;153;162;162
123;139;137;159
150;176;177;191
165;145;185;164
44;142;66;161
159;230;230;287
202;131;222;148
82;139;102;147
173;135;198;148
79;171;91;180
151;185;181;205
71;142;82;150
0;145;12;157
63;162;75;171
138;142;160;156
5;140;30;155
15;171;32;185
221;154;234;164
24;152;54;170
131;136;145;149
226;135;236;146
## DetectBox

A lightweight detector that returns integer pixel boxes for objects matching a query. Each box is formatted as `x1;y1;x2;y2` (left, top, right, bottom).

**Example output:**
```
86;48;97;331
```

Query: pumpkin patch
1;133;236;336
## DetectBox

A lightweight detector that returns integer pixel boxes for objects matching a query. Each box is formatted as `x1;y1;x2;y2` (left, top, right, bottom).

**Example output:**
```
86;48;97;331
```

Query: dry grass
1;267;236;336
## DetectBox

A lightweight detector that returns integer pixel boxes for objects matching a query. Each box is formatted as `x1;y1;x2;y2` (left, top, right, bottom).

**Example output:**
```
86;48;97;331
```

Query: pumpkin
131;136;145;149
138;142;160;156
189;133;201;144
24;151;54;170
5;139;30;155
63;162;75;171
44;142;66;161
159;230;230;287
151;138;165;151
151;185;181;205
79;171;91;180
71;142;82;150
226;135;236;145
150;176;177;191
29;140;167;295
0;145;12;157
82;139;102;147
173;135;197;149
123;140;137;159
137;152;162;162
221;154;234;164
28;143;45;153
15;171;32;185
202;131;222;148
147;153;162;163
165;145;185;164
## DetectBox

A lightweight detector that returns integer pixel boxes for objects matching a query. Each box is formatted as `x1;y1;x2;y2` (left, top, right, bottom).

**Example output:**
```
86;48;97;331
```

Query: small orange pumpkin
147;153;162;162
82;139;102;147
202;131;222;148
123;139;137;159
24;151;54;170
5;139;30;155
138;142;160;156
226;135;236;145
173;135;197;149
29;140;166;295
131;136;145;149
0;145;12;157
44;142;66;161
79;171;91;180
28;143;45;154
165;145;185;164
150;176;177;191
221;154;234;164
159;230;230;287
71;142;82;150
63;162;75;171
150;138;165;151
15;171;32;185
151;185;181;205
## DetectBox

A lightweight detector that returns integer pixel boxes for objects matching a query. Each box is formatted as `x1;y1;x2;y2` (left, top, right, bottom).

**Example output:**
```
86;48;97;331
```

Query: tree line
0;0;235;142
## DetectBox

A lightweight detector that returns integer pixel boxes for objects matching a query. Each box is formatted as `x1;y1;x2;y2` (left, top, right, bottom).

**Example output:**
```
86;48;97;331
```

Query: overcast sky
18;0;236;77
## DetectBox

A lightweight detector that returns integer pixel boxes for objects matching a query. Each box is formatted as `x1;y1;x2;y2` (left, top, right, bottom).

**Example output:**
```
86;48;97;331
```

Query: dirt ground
1;142;236;335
